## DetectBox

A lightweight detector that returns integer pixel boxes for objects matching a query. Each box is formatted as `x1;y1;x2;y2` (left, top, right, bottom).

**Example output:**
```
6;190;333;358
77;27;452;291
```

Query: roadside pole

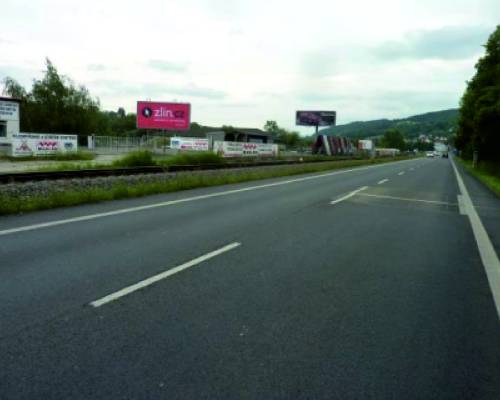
473;150;478;168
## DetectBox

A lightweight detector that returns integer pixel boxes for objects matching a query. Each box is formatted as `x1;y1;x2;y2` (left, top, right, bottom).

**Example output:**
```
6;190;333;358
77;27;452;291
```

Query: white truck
434;142;448;158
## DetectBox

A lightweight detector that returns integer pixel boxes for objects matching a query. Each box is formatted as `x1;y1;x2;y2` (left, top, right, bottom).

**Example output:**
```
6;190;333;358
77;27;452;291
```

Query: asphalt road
0;157;499;399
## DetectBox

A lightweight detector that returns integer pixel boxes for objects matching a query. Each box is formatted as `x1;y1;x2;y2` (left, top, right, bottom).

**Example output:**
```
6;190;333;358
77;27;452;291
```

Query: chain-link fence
89;136;171;154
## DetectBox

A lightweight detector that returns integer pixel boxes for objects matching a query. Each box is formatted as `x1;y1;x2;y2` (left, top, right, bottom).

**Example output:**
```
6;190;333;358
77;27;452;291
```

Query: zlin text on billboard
137;101;191;131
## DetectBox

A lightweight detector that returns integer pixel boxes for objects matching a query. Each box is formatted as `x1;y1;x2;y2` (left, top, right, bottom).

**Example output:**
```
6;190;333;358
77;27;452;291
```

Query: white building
0;97;21;152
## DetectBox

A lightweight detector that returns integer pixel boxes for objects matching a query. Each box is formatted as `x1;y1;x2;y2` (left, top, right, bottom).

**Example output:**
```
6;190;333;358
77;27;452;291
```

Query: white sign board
12;133;78;157
358;139;374;150
213;141;279;158
170;137;209;151
0;100;19;121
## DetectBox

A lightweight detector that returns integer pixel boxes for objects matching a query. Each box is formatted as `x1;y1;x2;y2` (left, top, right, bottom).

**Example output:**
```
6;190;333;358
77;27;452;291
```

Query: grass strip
0;156;416;215
457;158;500;197
0;151;95;162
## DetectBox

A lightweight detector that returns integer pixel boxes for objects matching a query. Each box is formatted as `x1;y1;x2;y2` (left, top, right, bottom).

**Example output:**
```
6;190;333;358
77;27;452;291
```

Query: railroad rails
0;159;315;184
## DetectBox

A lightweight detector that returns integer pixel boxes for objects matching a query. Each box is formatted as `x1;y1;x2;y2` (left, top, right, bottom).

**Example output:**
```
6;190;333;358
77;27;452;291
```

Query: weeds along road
0;156;499;399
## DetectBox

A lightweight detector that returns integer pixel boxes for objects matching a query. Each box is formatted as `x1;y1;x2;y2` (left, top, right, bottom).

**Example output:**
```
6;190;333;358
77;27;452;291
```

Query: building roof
236;128;272;136
207;128;272;137
0;96;22;103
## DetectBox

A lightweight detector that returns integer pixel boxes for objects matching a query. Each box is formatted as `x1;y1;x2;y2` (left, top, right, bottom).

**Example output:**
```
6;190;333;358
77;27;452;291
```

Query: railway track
0;159;316;184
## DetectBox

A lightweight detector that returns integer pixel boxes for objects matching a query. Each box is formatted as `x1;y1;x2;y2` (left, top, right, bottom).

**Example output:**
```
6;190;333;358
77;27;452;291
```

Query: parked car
426;151;434;157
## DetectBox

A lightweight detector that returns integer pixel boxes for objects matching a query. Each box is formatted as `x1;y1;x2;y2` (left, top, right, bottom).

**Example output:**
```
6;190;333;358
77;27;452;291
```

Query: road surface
0;157;499;399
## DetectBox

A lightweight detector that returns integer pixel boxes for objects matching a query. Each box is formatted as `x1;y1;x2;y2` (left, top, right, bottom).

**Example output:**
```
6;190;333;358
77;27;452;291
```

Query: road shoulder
455;159;500;255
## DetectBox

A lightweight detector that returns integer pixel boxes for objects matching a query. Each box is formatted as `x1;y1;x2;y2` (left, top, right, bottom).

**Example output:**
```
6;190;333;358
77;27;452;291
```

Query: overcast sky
0;0;498;133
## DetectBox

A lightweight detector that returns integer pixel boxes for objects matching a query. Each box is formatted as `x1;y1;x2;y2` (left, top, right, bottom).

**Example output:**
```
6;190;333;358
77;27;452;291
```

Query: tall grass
111;150;155;167
111;151;224;168
157;152;225;166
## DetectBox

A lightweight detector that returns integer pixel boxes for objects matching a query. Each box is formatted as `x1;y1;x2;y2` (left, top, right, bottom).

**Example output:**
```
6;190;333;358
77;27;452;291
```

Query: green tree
2;77;27;99
264;120;279;134
381;128;406;150
264;120;305;148
117;107;126;118
456;25;500;161
2;58;100;135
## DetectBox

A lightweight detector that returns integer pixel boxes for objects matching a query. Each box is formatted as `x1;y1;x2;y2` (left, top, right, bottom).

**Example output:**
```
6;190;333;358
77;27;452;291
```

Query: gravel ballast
0;163;334;199
0;158;413;214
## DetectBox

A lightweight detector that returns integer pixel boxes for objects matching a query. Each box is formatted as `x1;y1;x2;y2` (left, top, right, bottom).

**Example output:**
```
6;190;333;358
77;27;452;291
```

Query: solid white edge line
451;157;500;319
90;242;241;308
331;186;368;205
359;193;457;206
0;158;420;237
357;193;457;206
378;179;389;185
457;195;467;215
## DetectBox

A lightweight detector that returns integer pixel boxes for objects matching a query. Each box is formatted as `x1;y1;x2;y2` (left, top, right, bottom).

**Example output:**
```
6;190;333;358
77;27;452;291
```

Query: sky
0;0;498;134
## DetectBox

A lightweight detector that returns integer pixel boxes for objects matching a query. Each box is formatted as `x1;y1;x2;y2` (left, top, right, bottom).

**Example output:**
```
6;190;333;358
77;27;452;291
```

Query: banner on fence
170;137;209;151
11;133;78;157
213;141;278;158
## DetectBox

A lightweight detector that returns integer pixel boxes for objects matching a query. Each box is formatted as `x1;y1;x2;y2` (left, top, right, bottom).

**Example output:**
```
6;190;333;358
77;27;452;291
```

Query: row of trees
263;119;435;151
2;59;177;137
1;60;316;146
263;120;314;148
2;58;457;151
376;128;434;151
456;25;500;161
3;60;102;136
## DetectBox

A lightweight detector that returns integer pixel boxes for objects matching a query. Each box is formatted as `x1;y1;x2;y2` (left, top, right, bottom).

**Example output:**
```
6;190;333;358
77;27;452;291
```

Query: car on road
426;151;434;157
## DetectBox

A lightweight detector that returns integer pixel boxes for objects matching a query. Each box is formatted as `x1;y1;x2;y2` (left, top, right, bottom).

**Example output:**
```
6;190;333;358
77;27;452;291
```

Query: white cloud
147;60;188;73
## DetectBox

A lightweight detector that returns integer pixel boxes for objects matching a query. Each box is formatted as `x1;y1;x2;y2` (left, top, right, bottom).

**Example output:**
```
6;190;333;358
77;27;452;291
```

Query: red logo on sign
37;141;58;151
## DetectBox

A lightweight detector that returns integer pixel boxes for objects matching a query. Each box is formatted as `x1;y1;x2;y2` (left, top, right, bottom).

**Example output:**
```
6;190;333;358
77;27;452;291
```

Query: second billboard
296;111;336;127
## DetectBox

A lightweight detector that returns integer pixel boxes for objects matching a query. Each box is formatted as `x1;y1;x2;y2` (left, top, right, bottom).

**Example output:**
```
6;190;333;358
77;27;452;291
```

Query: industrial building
0;96;21;154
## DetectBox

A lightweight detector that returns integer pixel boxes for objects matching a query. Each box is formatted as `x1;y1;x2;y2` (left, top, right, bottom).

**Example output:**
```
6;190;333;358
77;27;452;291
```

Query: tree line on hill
318;109;458;140
456;25;500;162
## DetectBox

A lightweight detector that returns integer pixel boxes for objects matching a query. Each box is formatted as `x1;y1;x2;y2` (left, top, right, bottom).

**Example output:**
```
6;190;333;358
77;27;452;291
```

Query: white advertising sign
358;140;374;150
12;133;78;157
0;100;19;121
170;137;209;151
213;141;279;158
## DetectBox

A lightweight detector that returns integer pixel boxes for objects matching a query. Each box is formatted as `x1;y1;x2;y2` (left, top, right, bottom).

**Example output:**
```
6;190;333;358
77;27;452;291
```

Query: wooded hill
319;109;458;139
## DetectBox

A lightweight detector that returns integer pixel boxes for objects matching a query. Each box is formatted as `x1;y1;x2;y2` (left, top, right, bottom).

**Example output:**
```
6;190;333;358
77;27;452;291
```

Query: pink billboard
136;101;191;130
